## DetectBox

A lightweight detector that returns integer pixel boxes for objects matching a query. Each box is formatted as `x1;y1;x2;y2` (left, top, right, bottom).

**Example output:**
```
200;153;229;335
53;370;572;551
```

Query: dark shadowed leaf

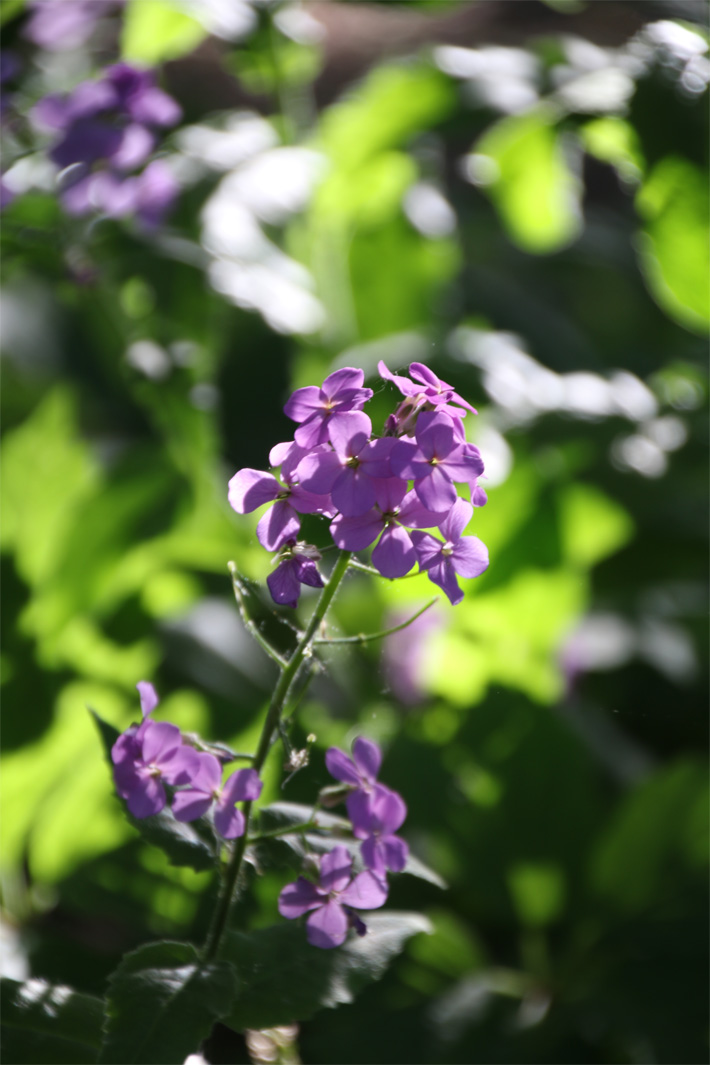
1;977;103;1065
90;709;216;873
220;912;432;1031
99;941;238;1065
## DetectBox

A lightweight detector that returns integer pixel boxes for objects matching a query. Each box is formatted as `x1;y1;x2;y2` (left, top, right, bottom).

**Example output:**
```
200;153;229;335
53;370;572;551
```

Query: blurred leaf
507;862;566;927
636;156;710;334
99;941;237;1065
318;63;454;171
593;759;709;911
254;802;446;888
580;116;645;181
1;683;132;883
0;388;99;587
91;709;218;873
121;0;207;65
424;568;586;705
558;483;634;568
0;0;24;26
1;977;103;1065
220;913;432;1031
473;106;582;253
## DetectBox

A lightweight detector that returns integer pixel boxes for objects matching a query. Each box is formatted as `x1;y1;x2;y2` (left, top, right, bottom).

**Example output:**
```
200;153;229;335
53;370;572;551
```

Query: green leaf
99;941;237;1065
635;156;710;334
220;912;432;1031
90;709;217;873
0;0;24;26
1;977;104;1065
472;105;582;253
121;0;207;66
254;802;446;888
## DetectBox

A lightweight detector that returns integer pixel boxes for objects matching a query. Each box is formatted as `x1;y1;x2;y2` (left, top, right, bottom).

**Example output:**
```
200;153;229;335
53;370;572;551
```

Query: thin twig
313;597;439;645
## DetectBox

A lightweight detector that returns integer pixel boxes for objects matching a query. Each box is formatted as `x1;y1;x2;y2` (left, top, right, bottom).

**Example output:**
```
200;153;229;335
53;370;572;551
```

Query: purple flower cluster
229;362;489;606
111;681;262;838
278;737;407;949
33;62;180;227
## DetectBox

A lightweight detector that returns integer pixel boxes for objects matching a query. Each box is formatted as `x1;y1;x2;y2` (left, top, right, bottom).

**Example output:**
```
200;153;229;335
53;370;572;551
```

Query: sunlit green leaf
472;106;582;253
99;941;237;1064
636;156;710;334
558;483;634;568
121;0;207;66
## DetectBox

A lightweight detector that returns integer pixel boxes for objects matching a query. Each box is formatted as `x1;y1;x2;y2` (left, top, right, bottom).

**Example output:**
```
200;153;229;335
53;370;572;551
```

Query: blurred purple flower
383;602;443;706
23;1;122;52
379;359;477;422
410;498;489;605
278;845;388;949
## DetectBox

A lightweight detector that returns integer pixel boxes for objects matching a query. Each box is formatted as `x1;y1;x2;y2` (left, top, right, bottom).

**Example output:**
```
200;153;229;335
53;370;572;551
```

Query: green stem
202;550;352;961
247;819;319;843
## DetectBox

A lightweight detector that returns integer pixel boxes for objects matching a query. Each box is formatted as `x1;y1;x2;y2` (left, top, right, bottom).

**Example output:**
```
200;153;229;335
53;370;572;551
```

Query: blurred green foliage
1;1;708;1062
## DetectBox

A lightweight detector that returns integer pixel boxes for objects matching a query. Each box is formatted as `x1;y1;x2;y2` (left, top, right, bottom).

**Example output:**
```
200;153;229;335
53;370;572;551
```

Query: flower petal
327;410;372;459
257;500;300;552
228;469;280;514
172;789;214;822
441;497;473;541
372;525;415;578
278;877;324;919
414;465;457;513
320;845;353;894
325;747;360;785
284;385;322;423
267;561;300;608
352;737;382;781
141;721;181;765
214;803;246;839
339;870;389;911
136;680;159;717
126;775;166;819
222;768;263;804
306;901;348;949
452;535;489;579
383;835;409;872
330;511;382;551
426;558;463;605
331;468;377;517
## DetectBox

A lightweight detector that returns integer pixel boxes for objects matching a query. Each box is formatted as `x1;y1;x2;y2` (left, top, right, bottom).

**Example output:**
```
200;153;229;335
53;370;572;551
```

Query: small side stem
202;551;351;962
313;598;438;645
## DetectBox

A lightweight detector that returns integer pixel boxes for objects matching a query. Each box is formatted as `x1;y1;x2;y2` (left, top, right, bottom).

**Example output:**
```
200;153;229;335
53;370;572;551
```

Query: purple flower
379;359;477;419
172;754;263;838
112;720;200;819
330;478;443;578
267;540;324;608
410;498;489;605
383;604;444;706
228;459;332;552
23;1;122;52
348;784;409;876
325;736;382;793
391;411;484;513
34;63;181;221
284;368;373;450
296;413;395;517
278;845;388;949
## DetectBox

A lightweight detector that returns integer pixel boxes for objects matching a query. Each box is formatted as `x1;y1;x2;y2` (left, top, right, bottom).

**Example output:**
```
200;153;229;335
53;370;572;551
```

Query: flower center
441;541;454;557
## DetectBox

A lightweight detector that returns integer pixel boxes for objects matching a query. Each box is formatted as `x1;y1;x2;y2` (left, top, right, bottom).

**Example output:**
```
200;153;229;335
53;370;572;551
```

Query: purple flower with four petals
172;754;263;838
410;498;489;605
112;719;200;819
391;411;484;513
278;845;388;949
267;541;324;608
284;368;373;449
